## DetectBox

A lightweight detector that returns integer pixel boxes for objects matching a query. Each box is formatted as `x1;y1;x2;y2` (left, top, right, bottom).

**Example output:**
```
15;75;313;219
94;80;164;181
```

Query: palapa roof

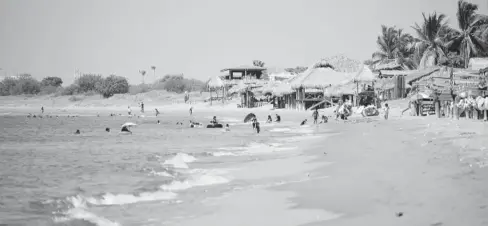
227;80;248;94
468;58;488;70
324;83;357;97
374;78;396;90
268;71;296;80
373;60;403;71
352;65;377;82
405;67;441;85
220;65;266;72
290;67;349;89
271;75;302;96
206;76;224;88
379;70;410;77
319;55;362;73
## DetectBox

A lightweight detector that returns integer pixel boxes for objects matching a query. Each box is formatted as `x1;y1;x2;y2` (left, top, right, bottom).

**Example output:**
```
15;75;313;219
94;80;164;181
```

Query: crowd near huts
208;53;488;122
208;0;488;122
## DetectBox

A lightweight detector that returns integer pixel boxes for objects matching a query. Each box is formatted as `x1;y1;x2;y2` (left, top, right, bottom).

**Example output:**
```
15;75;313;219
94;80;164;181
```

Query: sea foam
163;153;197;169
160;169;230;191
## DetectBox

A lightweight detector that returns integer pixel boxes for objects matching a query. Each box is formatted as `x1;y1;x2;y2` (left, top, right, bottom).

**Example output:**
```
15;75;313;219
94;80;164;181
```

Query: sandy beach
1;96;488;226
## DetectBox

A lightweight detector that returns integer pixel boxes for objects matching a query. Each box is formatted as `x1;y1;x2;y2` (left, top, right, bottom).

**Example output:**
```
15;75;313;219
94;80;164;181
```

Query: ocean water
0;114;327;226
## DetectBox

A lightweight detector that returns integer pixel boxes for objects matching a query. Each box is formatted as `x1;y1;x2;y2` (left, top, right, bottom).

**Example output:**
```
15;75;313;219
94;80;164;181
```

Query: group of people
126;102;146;116
266;114;281;123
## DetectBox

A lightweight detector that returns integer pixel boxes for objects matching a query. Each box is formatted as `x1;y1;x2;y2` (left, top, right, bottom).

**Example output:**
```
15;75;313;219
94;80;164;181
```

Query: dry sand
2;95;488;226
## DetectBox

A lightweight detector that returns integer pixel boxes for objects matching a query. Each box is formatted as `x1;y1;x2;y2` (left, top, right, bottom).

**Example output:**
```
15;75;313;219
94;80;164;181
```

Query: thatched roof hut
352;65;377;82
206;76;224;89
227;80;248;94
372;60;403;71
290;67;348;89
319;55;362;73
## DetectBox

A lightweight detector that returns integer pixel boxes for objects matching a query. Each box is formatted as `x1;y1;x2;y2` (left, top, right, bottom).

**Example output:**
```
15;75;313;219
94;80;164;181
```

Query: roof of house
468;58;488;70
379;70;410;76
373;60;403;71
405;67;441;85
290;67;349;89
206;76;224;88
220;65;267;72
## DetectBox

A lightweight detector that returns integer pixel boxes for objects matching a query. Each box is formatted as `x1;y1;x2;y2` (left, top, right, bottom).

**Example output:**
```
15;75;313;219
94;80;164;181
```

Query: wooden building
220;65;267;80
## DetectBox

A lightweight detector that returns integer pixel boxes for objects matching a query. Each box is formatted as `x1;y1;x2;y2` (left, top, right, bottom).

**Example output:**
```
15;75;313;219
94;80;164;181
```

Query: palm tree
253;60;265;67
151;66;156;80
371;25;416;69
393;29;417;69
446;0;488;68
139;70;146;84
411;12;450;69
372;25;397;65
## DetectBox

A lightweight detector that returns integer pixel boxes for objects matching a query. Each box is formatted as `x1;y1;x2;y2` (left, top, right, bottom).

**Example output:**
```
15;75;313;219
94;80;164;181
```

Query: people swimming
210;116;218;124
41;106;44;114
275;114;281;122
300;119;307;126
189;120;202;128
225;124;230;132
157;120;161;124
121;125;132;134
105;128;110;132
266;114;272;123
189;106;193;116
128;106;132;116
320;115;328;123
74;129;80;134
255;120;261;134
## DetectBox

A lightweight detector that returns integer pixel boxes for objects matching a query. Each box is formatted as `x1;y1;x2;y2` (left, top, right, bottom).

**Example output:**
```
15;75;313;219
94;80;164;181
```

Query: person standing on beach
128;106;132;116
383;103;390;120
141;102;145;113
189;106;193;116
41;106;44;114
312;108;319;124
155;108;160;116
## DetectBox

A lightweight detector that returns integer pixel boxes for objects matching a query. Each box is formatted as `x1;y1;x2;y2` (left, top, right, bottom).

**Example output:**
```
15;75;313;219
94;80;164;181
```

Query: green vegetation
0;72;206;98
368;0;488;69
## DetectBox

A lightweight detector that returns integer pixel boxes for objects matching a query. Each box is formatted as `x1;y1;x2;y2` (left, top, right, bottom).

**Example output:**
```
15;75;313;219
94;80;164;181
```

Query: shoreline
2;98;488;225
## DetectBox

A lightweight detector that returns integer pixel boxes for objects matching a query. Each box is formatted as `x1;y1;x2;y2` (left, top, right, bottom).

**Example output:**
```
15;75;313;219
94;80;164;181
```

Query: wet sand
2;98;488;226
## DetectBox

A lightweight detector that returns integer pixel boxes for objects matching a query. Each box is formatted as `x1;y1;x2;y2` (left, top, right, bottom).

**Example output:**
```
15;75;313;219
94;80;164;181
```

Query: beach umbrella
243;113;256;123
121;122;137;128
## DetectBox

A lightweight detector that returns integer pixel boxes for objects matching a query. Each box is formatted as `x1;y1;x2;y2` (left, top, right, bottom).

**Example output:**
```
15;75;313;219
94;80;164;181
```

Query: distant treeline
0;73;206;98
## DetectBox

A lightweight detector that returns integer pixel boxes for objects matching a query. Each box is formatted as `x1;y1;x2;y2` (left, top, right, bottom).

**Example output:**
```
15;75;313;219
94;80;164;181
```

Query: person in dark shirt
312;109;319;124
275;114;281;122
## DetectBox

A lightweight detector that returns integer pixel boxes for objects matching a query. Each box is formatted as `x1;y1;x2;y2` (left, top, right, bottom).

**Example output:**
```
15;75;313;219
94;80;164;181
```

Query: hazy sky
1;0;487;84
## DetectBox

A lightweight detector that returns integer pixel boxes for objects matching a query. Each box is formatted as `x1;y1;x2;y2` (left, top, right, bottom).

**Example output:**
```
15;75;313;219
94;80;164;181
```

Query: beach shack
271;76;300;109
220;65;267;80
206;76;225;105
289;65;348;110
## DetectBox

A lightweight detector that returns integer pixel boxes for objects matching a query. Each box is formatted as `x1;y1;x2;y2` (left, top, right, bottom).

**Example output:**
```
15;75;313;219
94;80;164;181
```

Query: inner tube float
207;123;223;128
